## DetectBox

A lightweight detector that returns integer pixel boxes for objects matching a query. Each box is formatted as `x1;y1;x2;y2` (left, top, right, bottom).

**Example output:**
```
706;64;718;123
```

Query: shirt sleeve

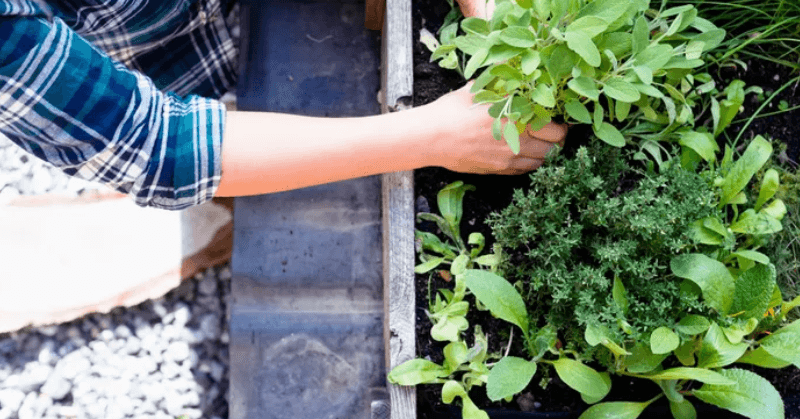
0;15;225;210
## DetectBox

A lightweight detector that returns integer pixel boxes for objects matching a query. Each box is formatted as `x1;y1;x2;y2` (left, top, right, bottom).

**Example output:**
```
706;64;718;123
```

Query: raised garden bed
382;1;800;418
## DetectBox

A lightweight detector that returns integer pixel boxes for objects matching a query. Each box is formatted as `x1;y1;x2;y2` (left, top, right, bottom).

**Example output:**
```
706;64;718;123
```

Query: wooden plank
365;0;386;30
381;0;416;418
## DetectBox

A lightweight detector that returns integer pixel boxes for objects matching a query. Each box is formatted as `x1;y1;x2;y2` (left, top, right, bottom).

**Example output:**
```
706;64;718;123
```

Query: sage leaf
576;0;630;24
755;169;780;211
551;358;610;400
759;319;800;368
650;327;680;354
719;136;772;206
670;399;697;419
635;44;673;72
693;369;784;419
568;76;601;101
531;83;556;108
463;269;528;332
500;26;537;48
633;83;665;99
503;121;521;155
565;31;601;67
492;117;502;141
487;357;537;401
520;49;541;75
566;16;609;39
454;34;487;55
697;323;748;369
632;65;653;85
464;48;489;79
603;79;641;103
461;17;489;36
578;400;653;419
644;367;735;385
546;44;578;81
632;16;649;54
594;122;626;147
388;358;447;385
729;263;776;320
671;254;735;314
565;99;593;124
490;64;523;81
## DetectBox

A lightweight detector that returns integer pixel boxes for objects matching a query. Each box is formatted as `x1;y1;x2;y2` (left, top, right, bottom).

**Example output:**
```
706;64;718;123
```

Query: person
0;0;566;210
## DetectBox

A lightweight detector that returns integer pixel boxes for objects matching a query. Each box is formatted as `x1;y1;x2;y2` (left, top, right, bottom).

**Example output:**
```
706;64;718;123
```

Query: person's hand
456;0;496;19
422;83;567;175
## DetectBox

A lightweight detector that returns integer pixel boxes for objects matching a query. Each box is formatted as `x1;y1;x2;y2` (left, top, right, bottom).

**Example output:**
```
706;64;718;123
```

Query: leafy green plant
425;0;731;154
391;136;800;419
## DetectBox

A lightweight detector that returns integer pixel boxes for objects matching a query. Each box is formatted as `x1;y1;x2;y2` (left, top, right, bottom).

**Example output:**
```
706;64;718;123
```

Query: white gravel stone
0;389;25;412
40;373;71;400
17;363;52;393
113;325;132;339
164;341;190;363
198;276;217;296
54;352;91;381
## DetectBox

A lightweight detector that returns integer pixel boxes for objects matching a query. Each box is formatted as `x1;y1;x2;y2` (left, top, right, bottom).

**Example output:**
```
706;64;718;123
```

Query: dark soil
411;1;800;418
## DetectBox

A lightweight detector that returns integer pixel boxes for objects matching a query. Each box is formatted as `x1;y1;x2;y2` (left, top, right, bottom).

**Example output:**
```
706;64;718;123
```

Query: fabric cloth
0;0;239;209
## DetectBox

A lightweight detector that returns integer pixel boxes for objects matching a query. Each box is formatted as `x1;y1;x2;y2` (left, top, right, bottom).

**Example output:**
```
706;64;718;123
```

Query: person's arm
215;83;567;197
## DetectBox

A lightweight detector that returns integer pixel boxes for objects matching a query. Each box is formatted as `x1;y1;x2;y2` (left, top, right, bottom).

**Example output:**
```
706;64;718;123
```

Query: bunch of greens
390;136;800;419
423;0;731;154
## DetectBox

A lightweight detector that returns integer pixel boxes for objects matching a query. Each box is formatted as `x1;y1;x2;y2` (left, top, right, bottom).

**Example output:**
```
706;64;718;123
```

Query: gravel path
1;135;232;418
0;266;232;419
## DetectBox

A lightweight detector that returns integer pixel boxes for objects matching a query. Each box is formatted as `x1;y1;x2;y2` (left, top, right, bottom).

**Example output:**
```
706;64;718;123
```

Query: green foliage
488;143;717;354
425;0;731;152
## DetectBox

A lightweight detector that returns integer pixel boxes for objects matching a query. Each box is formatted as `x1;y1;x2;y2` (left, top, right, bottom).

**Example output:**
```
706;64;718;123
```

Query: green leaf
755;169;780;211
679;131;718;163
670;399;697;419
565;31;601;67
443;341;469;373
388;358;447;385
500;26;537;48
603;79;641;103
759;319;800;368
431;315;469;342
730;209;782;235
442;380;466;403
454;34;488;55
761;199;787;221
503;121;521;155
675;315;710;335
490;64;523;81
578;400;653;419
545;44;579;81
719;136;773;206
520;50;541;75
674;340;698;366
613;277;629;315
531;83;556;108
686;40;704;60
650;327;680;354
491;117;502;141
729;263;776;320
461;18;490;36
722;318;758;344
594;123;625;147
624;344;668;374
415;257;445;274
462;395;490;419
693;369;784;419
463;270;528;332
635;44;673;72
567;16;609;39
473;90;504;104
697;323;748;369
551;358;611;400
438;181;476;237
487;357;537;401
484;44;527;67
736;347;792;369
565;99;593;124
644;367;735;385
633;83;664;99
671;254;735;314
568;77;600;101
464;48;489;79
632;65;653;85
632;16;649;54
576;0;630;24
615;100;631;122
593;101;604;130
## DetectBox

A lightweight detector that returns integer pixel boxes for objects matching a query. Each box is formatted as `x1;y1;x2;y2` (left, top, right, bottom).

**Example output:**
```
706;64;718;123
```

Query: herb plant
424;0;730;154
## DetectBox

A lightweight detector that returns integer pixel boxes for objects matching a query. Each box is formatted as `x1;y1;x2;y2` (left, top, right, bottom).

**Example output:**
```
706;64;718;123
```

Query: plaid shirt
0;0;238;209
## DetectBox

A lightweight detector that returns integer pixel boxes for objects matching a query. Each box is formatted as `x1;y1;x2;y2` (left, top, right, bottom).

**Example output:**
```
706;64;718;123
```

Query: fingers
526;122;568;143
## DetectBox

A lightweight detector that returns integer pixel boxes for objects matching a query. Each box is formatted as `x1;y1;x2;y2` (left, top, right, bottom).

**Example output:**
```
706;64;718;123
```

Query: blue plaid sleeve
0;15;224;210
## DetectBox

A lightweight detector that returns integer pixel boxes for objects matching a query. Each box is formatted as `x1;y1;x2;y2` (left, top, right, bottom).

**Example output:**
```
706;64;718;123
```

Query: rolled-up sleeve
0;15;224;210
